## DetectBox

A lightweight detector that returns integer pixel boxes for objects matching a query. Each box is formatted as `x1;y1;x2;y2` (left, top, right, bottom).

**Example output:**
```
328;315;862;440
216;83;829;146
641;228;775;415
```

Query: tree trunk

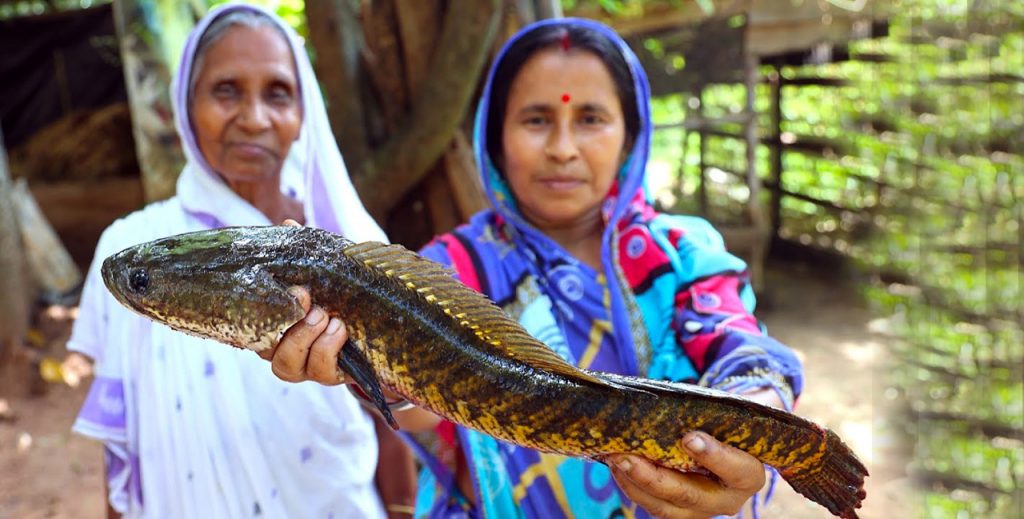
112;0;192;202
10;180;81;297
308;0;501;224
357;0;499;219
306;0;372;169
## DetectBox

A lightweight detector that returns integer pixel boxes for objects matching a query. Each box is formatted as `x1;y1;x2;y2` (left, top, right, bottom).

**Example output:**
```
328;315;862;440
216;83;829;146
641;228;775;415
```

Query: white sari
71;3;387;518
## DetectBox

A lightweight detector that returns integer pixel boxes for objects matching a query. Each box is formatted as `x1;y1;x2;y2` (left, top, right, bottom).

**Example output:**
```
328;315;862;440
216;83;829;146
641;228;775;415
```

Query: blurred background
0;1;1020;517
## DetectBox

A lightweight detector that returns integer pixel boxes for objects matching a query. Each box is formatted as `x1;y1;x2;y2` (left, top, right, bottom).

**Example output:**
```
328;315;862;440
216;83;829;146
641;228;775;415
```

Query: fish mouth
101;252;132;310
100;247;154;318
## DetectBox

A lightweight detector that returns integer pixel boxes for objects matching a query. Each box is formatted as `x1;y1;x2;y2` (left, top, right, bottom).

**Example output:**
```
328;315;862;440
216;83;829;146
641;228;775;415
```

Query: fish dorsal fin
340;241;610;386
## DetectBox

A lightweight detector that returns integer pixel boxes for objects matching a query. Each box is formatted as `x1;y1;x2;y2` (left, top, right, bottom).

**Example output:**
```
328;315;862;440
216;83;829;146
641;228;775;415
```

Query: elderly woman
67;4;400;517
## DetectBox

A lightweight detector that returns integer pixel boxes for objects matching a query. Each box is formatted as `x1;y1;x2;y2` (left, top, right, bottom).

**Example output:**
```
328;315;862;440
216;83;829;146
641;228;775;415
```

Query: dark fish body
102;226;868;518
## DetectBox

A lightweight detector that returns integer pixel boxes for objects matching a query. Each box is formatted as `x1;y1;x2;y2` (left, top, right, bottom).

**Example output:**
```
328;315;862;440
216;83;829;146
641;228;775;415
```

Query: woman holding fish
271;18;806;519
65;4;413;518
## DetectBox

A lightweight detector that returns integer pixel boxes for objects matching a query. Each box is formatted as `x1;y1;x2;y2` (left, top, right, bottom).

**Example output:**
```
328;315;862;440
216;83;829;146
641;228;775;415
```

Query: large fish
102;225;868;518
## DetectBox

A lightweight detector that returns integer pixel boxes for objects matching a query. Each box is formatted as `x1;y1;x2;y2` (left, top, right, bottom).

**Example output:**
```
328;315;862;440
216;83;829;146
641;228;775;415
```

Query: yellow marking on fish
510;424;536;442
476;412;501;434
511;452;573;515
785;440;827;474
640;438;666;459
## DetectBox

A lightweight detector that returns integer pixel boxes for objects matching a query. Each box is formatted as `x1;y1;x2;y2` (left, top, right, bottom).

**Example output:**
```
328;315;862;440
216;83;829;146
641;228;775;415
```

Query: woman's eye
580;114;604;125
267;87;294;104
213;83;237;98
523;116;548;127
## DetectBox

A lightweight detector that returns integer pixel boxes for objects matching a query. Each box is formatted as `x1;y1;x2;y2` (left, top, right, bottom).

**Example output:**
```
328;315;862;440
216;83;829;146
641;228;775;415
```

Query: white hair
188;10;290;100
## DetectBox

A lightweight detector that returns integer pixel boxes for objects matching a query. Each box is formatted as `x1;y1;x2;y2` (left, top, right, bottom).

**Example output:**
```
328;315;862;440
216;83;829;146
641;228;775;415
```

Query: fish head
101;227;306;352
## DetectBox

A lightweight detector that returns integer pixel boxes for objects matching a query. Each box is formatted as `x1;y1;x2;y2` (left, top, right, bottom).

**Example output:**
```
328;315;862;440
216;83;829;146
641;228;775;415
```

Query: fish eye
128;268;149;294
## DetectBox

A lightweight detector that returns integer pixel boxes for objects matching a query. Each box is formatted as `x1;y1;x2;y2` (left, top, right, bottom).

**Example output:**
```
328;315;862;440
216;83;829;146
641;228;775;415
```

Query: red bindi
560;30;570;51
561;93;571;104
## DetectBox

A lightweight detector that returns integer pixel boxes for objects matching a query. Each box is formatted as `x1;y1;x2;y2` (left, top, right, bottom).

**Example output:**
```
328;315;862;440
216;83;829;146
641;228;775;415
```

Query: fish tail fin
781;428;868;519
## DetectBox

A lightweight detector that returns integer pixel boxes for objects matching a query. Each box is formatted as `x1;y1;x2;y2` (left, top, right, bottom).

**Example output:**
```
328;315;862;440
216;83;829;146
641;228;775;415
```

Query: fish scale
101;225;869;519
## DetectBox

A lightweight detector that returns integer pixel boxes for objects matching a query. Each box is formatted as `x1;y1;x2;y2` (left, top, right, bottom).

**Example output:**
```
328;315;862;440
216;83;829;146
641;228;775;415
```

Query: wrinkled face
190;25;302;188
101;228;305;351
501;47;627;231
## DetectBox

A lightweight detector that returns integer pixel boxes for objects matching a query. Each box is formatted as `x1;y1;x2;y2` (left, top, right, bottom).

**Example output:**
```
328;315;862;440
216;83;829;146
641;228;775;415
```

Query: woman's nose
237;98;271;131
545;123;579;163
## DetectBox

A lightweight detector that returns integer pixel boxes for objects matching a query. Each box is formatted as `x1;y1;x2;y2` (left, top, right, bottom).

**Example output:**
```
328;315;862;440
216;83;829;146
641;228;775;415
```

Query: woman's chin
216;163;281;186
523;209;600;231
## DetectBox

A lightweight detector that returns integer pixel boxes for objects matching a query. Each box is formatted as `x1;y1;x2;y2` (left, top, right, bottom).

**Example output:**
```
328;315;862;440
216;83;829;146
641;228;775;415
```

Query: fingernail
685;432;707;453
325;318;341;335
305;307;325;325
614;457;632;472
287;286;304;298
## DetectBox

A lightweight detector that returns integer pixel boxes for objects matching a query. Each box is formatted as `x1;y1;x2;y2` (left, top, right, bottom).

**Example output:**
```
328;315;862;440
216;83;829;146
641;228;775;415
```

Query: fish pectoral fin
338;339;399;430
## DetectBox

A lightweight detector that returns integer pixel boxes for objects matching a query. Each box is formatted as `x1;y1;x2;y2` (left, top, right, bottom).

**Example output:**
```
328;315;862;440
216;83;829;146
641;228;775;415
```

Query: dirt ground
0;262;914;519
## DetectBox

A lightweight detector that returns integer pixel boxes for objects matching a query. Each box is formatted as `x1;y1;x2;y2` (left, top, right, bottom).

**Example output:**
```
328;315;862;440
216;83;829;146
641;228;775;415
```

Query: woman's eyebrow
516;103;552;115
578;102;612;114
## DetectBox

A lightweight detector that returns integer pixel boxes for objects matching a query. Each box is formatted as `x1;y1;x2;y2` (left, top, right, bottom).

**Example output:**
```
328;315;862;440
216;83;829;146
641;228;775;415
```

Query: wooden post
11;180;82;297
696;87;708;216
743;51;768;293
112;0;191;202
768;62;783;237
743;53;763;229
0;128;29;361
534;0;563;19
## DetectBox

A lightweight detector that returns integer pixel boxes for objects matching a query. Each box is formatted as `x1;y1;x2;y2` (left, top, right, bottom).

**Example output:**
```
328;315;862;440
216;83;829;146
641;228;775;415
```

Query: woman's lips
539;177;584;191
229;143;273;160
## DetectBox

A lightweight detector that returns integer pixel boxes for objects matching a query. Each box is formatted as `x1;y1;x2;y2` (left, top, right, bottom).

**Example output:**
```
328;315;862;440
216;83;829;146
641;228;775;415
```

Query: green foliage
643;1;1022;516
0;0;110;20
207;0;306;37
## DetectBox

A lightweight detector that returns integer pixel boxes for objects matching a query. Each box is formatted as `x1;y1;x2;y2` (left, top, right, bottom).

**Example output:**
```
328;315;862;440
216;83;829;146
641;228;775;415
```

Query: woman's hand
259;283;443;431
607;387;783;518
60;352;95;387
607;432;766;519
256;285;350;385
257;219;350;384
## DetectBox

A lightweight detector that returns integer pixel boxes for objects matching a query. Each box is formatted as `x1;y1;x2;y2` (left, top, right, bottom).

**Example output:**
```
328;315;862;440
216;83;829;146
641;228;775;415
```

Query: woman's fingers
257;286;311;361
257;285;350;385
682;432;765;494
608;432;766;518
306;317;349;385
269;305;330;382
609;455;710;519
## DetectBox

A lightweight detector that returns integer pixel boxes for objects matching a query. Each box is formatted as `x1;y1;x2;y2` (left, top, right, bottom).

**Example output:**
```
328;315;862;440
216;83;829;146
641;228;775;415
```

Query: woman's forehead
508;48;618;104
197;24;295;78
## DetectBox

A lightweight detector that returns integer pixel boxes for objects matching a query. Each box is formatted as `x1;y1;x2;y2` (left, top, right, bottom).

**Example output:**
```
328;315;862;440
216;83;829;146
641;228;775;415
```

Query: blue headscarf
415;16;801;519
470;17;655;377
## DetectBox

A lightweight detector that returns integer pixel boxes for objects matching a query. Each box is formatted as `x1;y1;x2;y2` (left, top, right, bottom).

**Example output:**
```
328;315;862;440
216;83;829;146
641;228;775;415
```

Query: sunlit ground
756;266;917;519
